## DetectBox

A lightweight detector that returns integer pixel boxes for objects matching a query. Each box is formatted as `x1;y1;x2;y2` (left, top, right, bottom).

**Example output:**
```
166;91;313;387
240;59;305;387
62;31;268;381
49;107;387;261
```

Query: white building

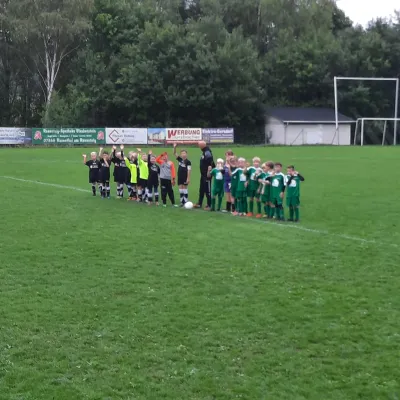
265;107;354;145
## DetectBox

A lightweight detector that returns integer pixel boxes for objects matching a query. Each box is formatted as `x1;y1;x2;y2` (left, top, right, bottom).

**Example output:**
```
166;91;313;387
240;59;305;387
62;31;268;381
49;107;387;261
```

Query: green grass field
0;145;399;400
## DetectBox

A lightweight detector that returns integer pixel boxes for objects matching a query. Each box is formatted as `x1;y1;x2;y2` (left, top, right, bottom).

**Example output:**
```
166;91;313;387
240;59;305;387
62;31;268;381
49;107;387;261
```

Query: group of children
83;145;304;222
82;144;191;207
209;151;304;222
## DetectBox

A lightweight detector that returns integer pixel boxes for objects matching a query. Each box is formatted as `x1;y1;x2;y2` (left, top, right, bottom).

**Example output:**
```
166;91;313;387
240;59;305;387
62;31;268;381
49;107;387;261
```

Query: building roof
268;107;354;124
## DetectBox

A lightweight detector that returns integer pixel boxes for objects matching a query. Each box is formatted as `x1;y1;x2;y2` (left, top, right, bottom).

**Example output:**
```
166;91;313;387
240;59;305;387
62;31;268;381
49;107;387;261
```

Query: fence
0;127;235;146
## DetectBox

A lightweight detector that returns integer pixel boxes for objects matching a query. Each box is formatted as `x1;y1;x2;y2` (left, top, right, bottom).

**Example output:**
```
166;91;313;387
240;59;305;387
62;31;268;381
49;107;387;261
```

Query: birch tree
9;0;93;123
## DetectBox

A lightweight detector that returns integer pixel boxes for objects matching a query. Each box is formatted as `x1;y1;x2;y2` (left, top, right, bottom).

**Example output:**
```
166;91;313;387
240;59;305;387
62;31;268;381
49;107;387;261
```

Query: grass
0;145;399;400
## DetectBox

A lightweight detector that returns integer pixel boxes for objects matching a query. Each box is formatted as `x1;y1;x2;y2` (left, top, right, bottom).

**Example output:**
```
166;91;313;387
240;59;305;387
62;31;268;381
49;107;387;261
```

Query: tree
8;0;93;124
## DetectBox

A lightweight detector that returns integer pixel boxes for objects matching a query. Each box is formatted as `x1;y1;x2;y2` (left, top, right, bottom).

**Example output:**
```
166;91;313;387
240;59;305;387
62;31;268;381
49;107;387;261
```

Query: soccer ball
184;201;194;210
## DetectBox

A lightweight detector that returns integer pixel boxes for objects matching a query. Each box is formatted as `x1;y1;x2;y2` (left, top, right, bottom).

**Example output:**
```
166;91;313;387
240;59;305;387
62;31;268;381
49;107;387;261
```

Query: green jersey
211;168;225;190
271;172;287;198
260;171;273;195
230;166;239;190
247;166;262;191
286;174;304;197
232;168;246;192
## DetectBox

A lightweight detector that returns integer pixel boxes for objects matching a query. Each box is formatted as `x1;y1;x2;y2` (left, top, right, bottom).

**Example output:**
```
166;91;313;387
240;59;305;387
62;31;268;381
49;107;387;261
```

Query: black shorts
89;172;99;184
138;178;147;188
114;168;126;183
125;170;131;185
178;176;188;185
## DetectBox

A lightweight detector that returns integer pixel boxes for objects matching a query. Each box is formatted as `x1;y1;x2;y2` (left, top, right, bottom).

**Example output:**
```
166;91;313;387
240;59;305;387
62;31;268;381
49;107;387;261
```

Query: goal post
354;118;400;146
334;77;400;145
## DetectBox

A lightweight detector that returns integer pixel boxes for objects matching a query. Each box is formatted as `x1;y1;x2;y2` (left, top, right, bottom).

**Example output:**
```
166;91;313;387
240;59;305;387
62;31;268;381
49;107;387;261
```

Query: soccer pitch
0;146;399;400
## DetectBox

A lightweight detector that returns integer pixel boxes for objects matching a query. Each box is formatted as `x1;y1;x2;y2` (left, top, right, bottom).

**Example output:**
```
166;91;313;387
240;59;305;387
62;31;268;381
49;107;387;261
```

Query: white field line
1;175;397;249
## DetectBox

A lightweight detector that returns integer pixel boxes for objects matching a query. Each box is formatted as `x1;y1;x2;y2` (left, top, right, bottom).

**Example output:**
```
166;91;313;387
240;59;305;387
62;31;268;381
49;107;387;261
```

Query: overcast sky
337;0;398;26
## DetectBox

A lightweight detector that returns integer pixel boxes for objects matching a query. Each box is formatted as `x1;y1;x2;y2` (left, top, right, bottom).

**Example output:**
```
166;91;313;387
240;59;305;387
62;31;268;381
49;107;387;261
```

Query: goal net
354;118;400;145
334;77;399;145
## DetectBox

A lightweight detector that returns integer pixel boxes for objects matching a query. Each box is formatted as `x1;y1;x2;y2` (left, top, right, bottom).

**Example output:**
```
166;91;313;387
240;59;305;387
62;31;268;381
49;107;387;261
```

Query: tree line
0;0;399;141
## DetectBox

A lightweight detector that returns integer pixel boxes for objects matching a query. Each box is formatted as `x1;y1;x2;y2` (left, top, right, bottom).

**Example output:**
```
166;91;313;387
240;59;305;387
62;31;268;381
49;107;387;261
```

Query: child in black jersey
99;148;111;199
111;144;126;199
173;143;192;206
147;150;160;205
83;151;101;196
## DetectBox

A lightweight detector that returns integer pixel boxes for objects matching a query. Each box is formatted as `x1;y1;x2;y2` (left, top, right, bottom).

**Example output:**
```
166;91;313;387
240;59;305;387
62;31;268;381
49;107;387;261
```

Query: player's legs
154;185;160;205
183;184;188;205
167;180;175;205
217;189;224;211
204;179;211;209
147;184;153;204
274;197;284;220
248;195;254;216
196;177;205;207
255;194;262;217
211;188;216;211
179;184;184;205
90;180;97;196
160;179;168;205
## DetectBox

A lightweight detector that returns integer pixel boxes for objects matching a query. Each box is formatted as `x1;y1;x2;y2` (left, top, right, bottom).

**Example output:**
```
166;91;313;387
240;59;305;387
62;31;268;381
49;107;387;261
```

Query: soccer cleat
221;209;228;213
204;206;211;211
247;212;253;217
287;219;294;222
172;204;179;208
163;204;167;208
92;193;96;196
232;211;239;216
155;202;160;206
256;214;263;218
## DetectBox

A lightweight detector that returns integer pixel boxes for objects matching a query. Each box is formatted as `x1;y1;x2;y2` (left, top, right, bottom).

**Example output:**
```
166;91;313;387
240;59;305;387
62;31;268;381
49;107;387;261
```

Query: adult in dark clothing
195;141;215;210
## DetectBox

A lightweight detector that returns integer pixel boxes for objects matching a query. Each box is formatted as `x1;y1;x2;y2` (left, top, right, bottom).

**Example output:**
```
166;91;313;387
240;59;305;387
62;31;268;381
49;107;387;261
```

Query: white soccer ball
184;201;194;209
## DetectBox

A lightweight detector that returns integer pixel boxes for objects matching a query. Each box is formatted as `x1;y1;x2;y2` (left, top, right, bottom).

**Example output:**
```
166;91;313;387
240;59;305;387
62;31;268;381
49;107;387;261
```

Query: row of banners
0;127;234;145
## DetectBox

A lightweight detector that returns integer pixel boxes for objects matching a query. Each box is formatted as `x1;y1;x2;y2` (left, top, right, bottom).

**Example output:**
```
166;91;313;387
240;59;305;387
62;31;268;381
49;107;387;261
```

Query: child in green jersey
208;158;225;211
246;157;262;217
258;161;274;218
230;157;247;216
286;165;305;222
270;162;287;221
228;156;239;214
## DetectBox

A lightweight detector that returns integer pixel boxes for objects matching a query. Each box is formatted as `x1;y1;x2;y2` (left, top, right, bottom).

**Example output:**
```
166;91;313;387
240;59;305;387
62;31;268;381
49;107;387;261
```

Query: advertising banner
202;128;234;143
106;128;147;144
32;128;105;145
0;128;32;144
166;128;202;143
148;128;167;145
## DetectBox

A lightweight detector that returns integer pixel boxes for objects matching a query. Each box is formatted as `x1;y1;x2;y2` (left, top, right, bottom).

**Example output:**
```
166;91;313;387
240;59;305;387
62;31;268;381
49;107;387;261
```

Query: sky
337;0;398;26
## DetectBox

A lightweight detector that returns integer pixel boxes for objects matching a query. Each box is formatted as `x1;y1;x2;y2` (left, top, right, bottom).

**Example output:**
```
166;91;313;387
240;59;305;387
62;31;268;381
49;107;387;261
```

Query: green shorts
287;196;300;207
271;196;283;206
255;191;262;200
231;186;238;198
261;194;269;203
247;189;257;198
236;190;247;199
212;187;224;197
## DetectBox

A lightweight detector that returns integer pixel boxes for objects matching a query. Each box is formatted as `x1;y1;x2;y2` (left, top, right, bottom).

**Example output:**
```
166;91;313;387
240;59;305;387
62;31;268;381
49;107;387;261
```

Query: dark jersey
200;146;215;177
85;159;101;182
99;157;111;182
111;151;121;177
148;155;160;185
176;156;191;183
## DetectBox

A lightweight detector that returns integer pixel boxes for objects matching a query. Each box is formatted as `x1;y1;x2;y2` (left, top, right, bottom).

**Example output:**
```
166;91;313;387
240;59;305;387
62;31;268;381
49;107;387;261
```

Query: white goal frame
354;118;400;145
334;77;399;145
